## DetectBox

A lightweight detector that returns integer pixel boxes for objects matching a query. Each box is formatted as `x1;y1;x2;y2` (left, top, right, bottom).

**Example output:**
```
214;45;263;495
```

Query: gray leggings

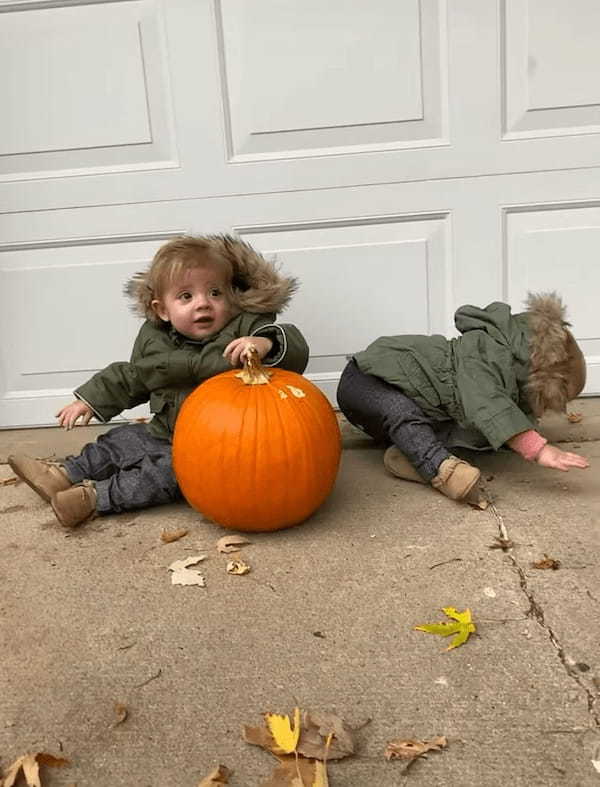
336;360;452;481
63;423;181;515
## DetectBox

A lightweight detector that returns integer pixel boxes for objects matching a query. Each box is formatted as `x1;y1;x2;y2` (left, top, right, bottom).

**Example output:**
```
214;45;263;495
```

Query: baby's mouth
194;316;212;325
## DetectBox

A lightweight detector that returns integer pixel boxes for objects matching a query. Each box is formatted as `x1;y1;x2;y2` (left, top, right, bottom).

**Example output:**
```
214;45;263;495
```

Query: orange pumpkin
172;348;341;532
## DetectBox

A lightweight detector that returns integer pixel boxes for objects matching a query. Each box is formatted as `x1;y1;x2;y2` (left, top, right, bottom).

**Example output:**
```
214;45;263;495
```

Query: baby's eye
208;287;222;297
178;291;192;301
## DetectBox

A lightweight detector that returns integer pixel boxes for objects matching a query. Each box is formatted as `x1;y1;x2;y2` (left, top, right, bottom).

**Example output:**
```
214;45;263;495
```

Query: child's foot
8;453;72;502
51;482;97;528
431;456;480;501
383;446;427;484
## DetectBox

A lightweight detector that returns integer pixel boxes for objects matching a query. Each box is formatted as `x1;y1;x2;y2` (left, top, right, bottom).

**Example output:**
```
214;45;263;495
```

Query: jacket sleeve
454;338;536;450
251;322;309;374
75;362;151;423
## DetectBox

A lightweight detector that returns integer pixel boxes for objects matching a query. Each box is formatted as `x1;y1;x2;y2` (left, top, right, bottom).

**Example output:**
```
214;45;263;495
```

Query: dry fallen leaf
197;764;230;786
226;559;250;576
1;476;18;486
216;535;251;553
168;555;207;586
415;607;476;651
160;528;188;543
531;554;561;570
297;711;355;761
112;702;128;727
261;756;318;787
2;752;70;787
567;411;583;423
384;736;447;766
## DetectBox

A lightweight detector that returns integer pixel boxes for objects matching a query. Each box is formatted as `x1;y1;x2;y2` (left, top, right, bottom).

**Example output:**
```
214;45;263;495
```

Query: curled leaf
216;535;251;553
160;528;188;543
226;559;250;576
532;554;561;570
567;411;583;423
112;702;128;727
384;735;447;762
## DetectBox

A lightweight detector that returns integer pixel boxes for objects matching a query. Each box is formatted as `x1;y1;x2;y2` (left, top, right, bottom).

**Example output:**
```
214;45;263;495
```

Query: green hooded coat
354;294;581;451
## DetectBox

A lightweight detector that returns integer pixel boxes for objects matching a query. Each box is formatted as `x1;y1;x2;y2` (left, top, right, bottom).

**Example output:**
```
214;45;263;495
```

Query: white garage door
1;0;599;428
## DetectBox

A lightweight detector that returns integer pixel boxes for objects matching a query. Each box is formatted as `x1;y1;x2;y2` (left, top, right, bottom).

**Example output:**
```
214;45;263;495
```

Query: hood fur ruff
125;235;298;321
525;292;586;416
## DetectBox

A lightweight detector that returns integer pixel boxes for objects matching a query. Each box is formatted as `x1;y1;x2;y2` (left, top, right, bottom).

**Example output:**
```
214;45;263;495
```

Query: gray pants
336;359;452;481
63;423;181;515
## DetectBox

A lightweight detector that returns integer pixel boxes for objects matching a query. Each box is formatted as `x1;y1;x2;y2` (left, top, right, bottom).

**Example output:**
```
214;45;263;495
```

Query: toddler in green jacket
337;293;589;503
9;235;309;527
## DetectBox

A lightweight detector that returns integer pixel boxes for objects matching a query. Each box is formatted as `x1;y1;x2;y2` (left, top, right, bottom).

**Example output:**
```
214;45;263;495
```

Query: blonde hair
137;236;234;322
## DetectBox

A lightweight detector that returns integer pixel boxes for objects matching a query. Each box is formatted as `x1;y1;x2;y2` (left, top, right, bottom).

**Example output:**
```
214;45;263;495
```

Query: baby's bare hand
56;400;93;430
223;336;273;367
536;444;589;471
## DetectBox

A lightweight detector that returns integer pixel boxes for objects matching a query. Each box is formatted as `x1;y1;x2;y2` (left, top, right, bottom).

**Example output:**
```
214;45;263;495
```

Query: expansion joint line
488;502;599;727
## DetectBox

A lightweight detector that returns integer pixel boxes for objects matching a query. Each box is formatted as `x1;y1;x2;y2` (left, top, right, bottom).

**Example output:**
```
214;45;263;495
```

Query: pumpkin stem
235;344;273;385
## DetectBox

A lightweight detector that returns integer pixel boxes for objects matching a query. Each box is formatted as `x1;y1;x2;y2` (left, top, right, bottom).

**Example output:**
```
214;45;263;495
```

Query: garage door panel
0;0;178;183
505;204;600;394
503;0;600;138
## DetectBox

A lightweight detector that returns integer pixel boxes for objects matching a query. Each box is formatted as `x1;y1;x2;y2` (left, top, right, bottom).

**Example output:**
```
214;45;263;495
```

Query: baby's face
153;265;235;340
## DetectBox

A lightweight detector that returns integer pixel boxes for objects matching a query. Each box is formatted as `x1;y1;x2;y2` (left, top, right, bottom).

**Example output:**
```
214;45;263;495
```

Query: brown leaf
261;756;317;787
112;702;128;727
567;411;583;423
160;528;188;543
384;735;447;762
297;711;355;761
197;764;230;786
243;723;276;753
489;537;514;551
1;476;19;486
532;554;561;570
2;752;70;787
216;535;251;553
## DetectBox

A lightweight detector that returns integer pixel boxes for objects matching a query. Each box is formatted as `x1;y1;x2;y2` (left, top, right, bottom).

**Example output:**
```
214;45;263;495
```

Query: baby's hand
223;336;273;367
536;444;589;472
56;400;93;430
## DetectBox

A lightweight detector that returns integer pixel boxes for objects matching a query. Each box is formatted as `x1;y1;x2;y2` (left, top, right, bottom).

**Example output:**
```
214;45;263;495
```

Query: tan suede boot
8;453;72;502
51;482;97;528
431;456;480;501
383;446;427;484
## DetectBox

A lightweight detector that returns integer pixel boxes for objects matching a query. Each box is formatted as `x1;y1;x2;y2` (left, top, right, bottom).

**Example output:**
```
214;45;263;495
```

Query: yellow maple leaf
414;607;476;650
264;707;301;754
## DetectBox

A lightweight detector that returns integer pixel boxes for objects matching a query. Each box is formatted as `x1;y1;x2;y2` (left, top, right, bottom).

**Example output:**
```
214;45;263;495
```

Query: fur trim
525;292;585;416
125;234;299;321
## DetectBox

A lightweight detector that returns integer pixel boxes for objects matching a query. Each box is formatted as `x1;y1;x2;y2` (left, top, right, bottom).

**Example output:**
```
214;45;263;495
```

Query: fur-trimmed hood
125;234;298;322
524;292;586;417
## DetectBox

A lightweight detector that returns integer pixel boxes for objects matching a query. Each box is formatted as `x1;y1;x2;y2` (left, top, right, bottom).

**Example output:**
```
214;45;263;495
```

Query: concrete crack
488;501;599;727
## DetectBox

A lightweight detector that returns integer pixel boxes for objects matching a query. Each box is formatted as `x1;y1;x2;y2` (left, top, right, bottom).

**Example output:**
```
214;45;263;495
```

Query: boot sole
8;458;55;503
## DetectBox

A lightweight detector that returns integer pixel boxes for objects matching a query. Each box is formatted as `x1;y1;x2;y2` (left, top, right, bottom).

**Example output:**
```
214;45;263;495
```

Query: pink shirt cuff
508;429;547;461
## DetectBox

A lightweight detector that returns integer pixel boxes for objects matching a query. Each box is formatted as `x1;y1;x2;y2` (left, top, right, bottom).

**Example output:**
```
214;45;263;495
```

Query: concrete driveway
1;401;599;786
